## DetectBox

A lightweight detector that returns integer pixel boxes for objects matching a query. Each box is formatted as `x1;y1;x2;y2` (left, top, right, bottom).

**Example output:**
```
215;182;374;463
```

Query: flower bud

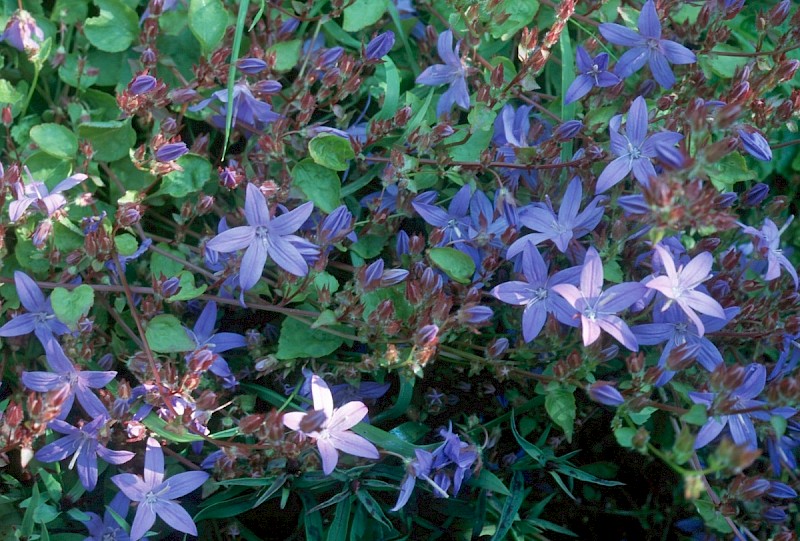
130;74;157;95
415;324;439;346
1;10;44;54
552;120;583;142
365;31;395;60
737;129;772;161
237;57;268;74
487;337;509;358
587;381;625;406
742;182;769;207
155;142;189;162
253;80;282;94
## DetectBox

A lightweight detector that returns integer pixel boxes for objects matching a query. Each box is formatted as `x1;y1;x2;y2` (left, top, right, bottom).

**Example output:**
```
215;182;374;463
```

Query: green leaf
428;247;475;284
342;0;387;31
77;120;136;162
614;426;636;448
84;0;138;53
354;490;392;530
51;0;90;24
276;316;344;359
447;106;497;162
159;155;211;198
51;286;94;329
151;243;186;279
308;134;355;172
374;57;400;120
680;403;708;426
326;495;353;541
145;314;196;353
491;472;526;541
707;152;755;191
291;159;341;213
372;375;413;422
545;387;576;443
166;271;208;302
628;406;657;425
350;423;417;457
29;124;77;160
470;469;512;496
490;0;539;40
114;233;138;256
189;0;228;54
266;39;302;72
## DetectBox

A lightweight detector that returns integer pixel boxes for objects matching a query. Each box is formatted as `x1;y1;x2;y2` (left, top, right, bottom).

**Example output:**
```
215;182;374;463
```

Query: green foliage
145;314;196;353
51;285;94;328
291;159;342;212
189;0;228;54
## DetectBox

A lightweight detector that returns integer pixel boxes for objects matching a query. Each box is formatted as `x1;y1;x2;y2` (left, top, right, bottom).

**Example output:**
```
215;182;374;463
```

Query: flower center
255;225;269;242
531;287;548;302
627;141;642;159
447;218;463;238
646;38;660;51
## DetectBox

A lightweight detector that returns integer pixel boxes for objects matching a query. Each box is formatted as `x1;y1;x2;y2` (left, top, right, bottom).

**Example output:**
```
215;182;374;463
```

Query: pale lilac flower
596;96;683;193
283;374;379;475
112;437;210;541
34;416;134;491
690;364;796;450
83;492;131;541
0;271;70;346
599;0;697;88
645;244;726;336
509;177;605;255
551;247;645;350
740;217;798;289
190;83;280;131
206;183;317;289
738;129;772;161
565;46;621;104
491;243;580;342
22;340;115;419
1;9;43;53
185;302;247;380
416;30;470;117
9;168;86;222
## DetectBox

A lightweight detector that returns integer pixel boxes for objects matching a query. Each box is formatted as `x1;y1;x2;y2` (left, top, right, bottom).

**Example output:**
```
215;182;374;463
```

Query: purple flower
237;57;268;74
596;96;683;193
390;449;448;511
552;120;584;141
318;205;355;245
645;244;726;336
509;177;605;255
190;83;280;131
740;217;798;289
34;416;134;491
565;47;621;104
491;243;580;342
283;374;380;475
22;340;115;419
738;129;772;161
633;305;739;384
690;364;796;450
416;30;470;117
83;492;131;541
599;0;696;88
1;9;43;53
551;247;645;350
112;437;210;541
361;258;409;291
413;185;473;248
253;80;282;94
185;302;247;381
0;271;70;346
206;183;317;289
365;31;395;60
155;142;188;163
9;168;86;222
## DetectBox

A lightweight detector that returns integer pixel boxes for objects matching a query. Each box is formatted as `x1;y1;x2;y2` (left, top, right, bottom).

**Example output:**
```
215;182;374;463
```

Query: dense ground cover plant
0;0;799;539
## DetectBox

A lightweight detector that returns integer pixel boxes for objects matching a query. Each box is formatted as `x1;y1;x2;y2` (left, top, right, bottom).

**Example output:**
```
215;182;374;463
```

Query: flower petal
564;75;594;104
597;315;639;351
637;0;662;39
329;401;368;432
112;473;150;501
161;471;210;499
631;157;658;186
317;438;340;475
268;236;308;276
97;445;135;465
193;302;217;343
271;201;315;236
648;52;675;88
599;23;644;47
14;271;46;312
661;40;696;64
311;375;335;419
491;281;532;306
581;247;604;299
130;503;157;541
416;64;459;86
626;96;649;146
614;47;649;79
156;499;198;536
206;226;256;253
239;241;268;291
0;313;37;337
329;430;380;459
694;417;726;449
143;437;164;488
283;412;305;431
21;371;63;392
244;183;270;226
522;303;548;342
596;156;632;193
